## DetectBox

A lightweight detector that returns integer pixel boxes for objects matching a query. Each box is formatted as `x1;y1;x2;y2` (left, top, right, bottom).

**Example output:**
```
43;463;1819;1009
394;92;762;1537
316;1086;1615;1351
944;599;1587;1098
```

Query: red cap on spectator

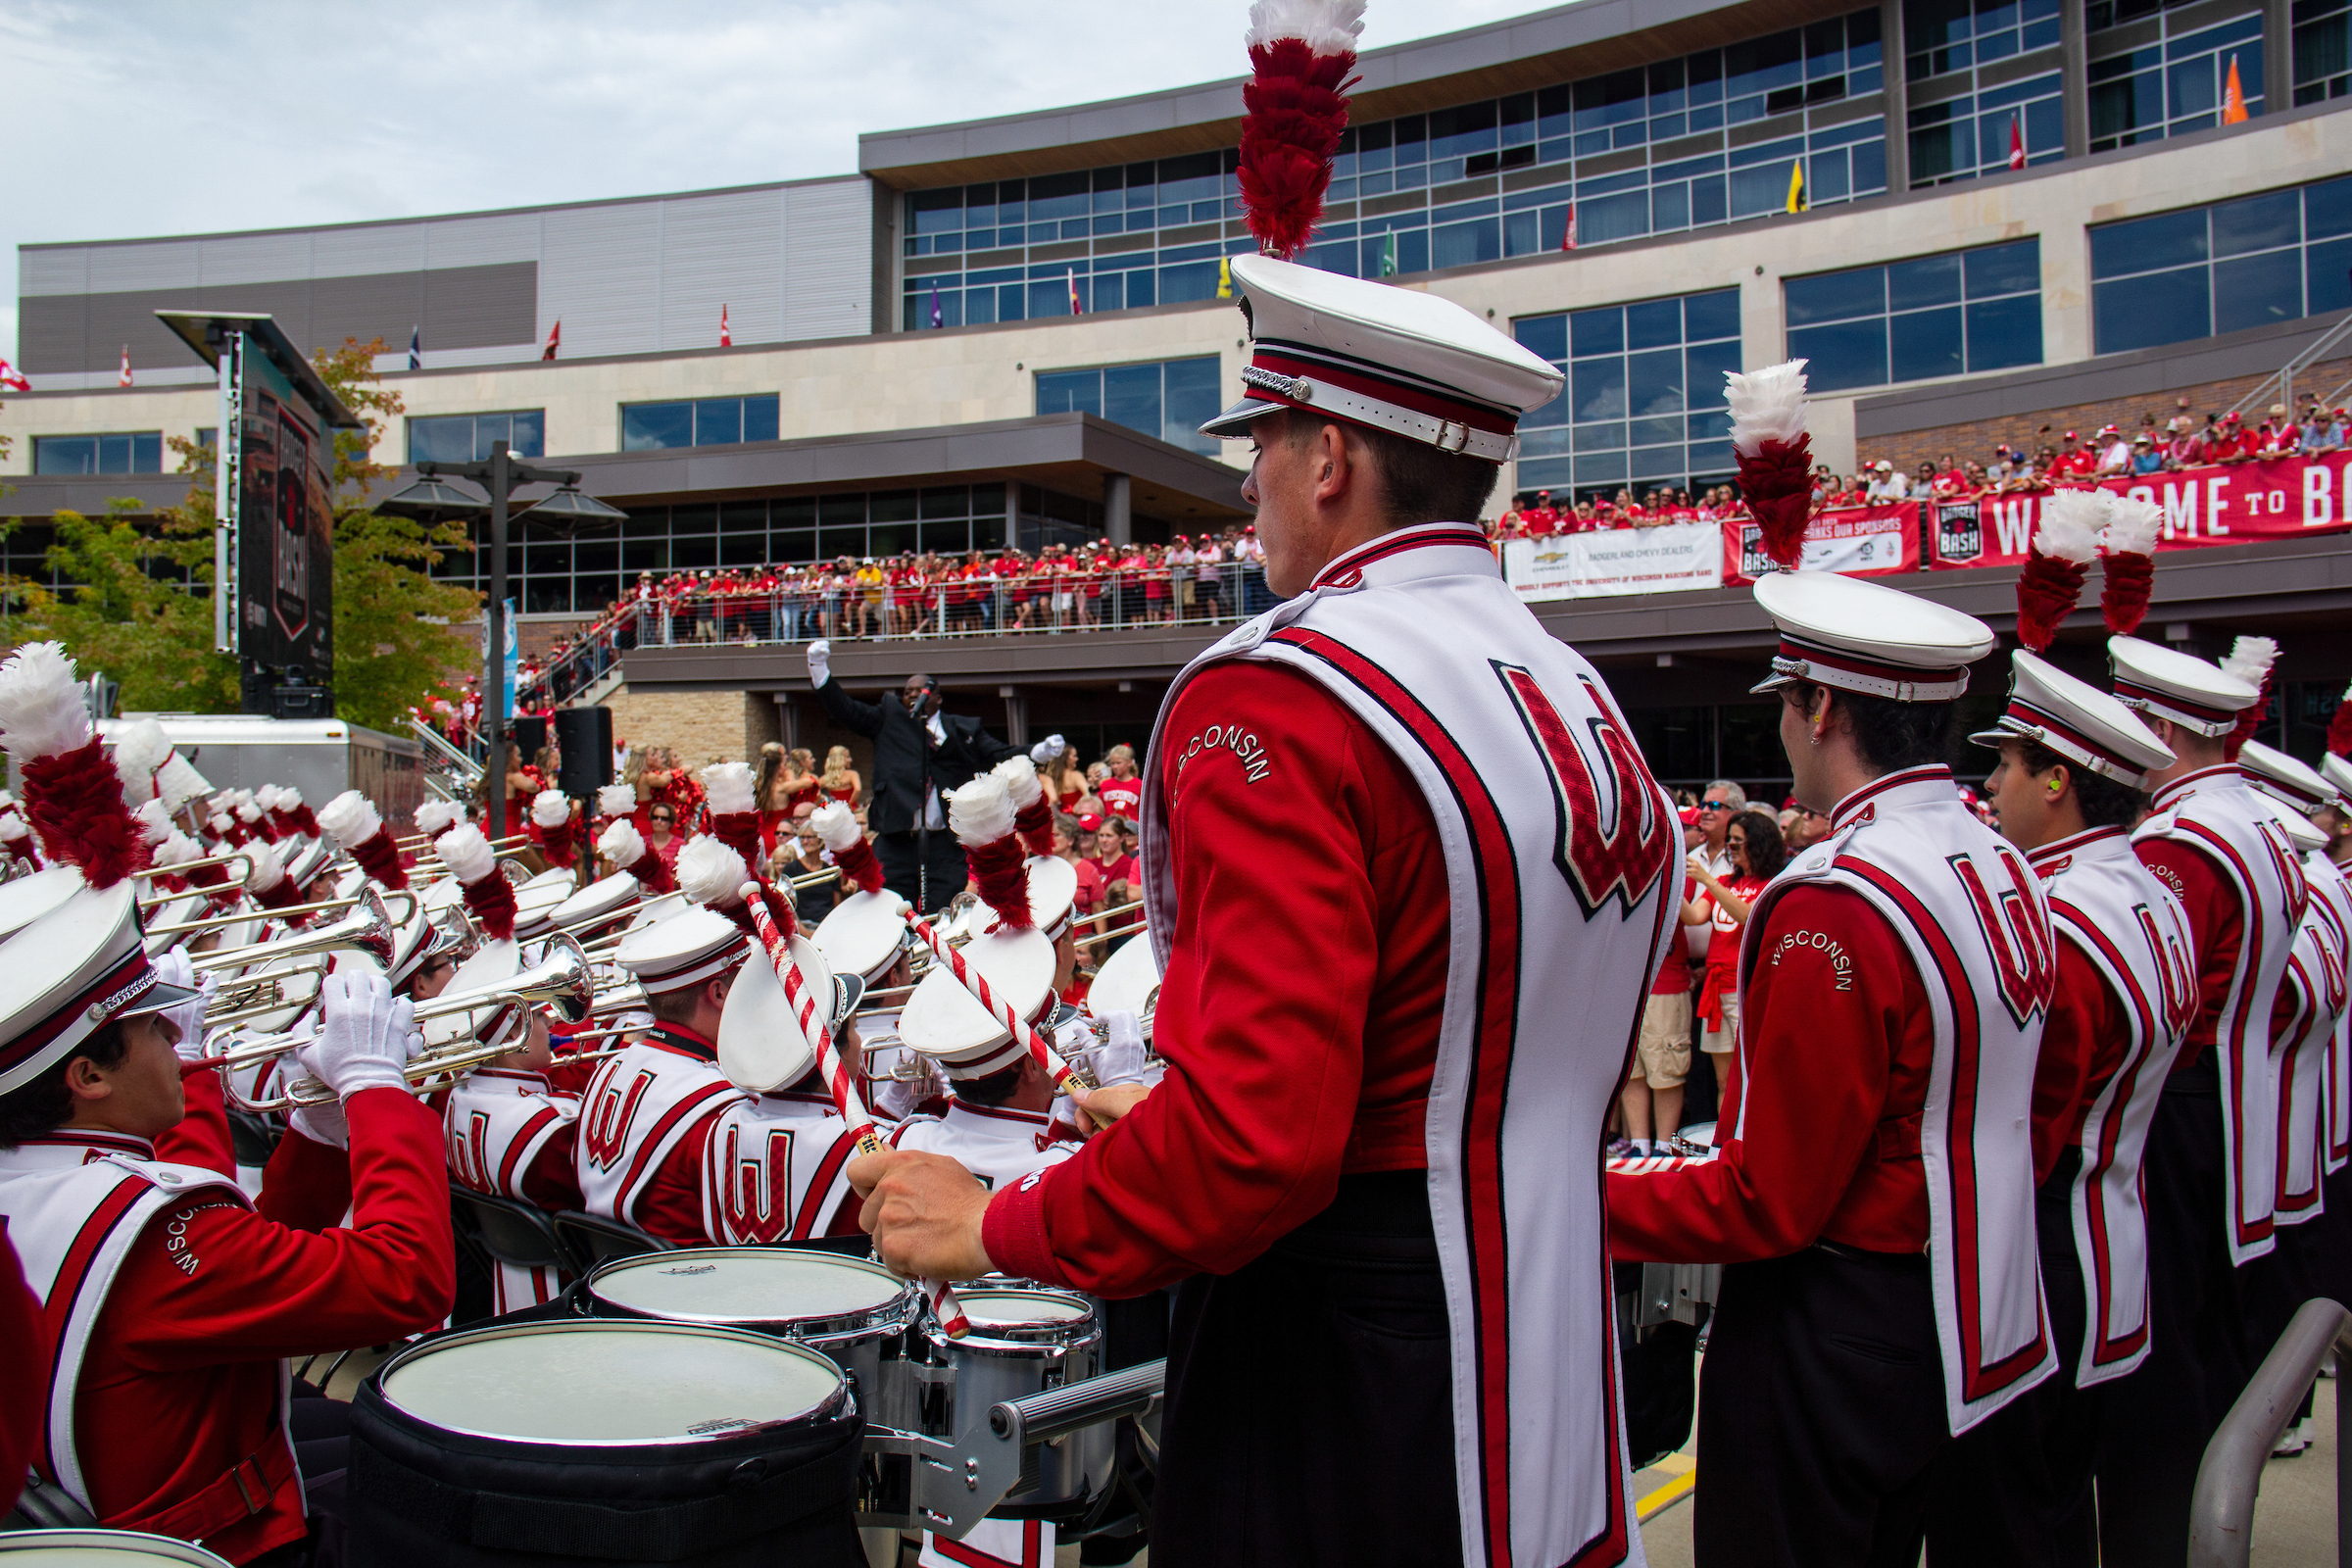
2224;411;2241;422
1677;806;1699;826
1078;812;1103;832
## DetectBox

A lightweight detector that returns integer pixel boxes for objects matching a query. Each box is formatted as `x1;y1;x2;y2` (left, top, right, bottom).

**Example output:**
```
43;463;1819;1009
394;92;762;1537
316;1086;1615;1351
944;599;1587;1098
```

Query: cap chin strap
1766;655;1968;704
1239;366;1519;464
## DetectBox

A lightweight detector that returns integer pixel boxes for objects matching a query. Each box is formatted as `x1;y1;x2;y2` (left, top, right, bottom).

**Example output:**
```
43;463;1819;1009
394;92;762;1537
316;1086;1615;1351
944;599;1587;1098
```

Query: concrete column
773;692;798;752
1881;0;1910;193
1103;472;1133;547
999;685;1029;747
2062;0;2091;159
2264;0;2292;119
1004;480;1021;552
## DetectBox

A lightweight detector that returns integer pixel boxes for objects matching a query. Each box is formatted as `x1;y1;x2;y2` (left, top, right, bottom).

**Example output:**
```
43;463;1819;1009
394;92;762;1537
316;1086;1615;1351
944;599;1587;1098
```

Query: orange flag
2222;56;2248;124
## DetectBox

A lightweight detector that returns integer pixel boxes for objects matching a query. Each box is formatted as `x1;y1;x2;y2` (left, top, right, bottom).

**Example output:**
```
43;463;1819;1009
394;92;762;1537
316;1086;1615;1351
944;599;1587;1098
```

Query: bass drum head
376;1320;844;1446
589;1248;908;1330
0;1532;237;1566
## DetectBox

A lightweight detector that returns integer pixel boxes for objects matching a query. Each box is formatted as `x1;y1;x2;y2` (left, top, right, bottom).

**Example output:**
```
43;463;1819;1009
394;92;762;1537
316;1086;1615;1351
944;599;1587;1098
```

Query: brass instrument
133;851;257;908
190;889;398;976
149;886;416;940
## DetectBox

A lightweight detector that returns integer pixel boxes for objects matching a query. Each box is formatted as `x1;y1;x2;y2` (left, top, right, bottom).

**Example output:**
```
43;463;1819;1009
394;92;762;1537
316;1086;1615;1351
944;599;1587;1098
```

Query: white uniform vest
700;1090;864;1245
1141;523;1679;1568
2300;853;2352;1179
1747;767;2059;1432
445;1067;580;1311
575;1031;742;1228
0;1133;276;1511
889;1099;1080;1192
2134;766;2309;1263
2028;826;2197;1386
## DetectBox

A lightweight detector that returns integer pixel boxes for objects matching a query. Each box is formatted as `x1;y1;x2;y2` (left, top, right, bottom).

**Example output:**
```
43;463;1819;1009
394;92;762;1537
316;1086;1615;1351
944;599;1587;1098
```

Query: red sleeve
107;1088;454;1368
2134;836;2241;1072
1606;884;1928;1262
2030;938;2131;1183
985;663;1410;1295
517;1125;583;1211
0;1227;46;1507
255;1124;356;1232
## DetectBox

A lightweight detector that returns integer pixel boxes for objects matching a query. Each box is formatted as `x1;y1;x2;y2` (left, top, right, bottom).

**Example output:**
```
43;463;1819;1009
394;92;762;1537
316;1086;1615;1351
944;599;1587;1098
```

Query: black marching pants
1922;1156;2099;1568
1693;1245;1950;1568
2093;1075;2251;1568
874;829;968;917
1152;1171;1461;1568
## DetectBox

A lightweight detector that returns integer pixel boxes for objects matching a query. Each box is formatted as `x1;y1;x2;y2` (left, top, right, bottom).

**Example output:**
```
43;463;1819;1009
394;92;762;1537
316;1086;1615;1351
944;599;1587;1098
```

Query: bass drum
347;1319;866;1568
0;1533;234;1567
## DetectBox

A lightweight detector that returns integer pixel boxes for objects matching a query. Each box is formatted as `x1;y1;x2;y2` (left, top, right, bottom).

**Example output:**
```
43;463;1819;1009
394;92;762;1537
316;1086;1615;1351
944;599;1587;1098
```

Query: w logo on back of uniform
584;1070;654;1173
1951;852;2055;1027
1496;662;1673;919
715;1124;794;1245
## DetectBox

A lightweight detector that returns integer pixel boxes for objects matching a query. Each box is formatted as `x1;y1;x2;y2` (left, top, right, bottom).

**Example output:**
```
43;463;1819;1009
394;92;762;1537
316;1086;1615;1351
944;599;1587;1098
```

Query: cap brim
831;972;865;1027
1200;397;1287;439
1748;671;1796;696
120;978;203;1018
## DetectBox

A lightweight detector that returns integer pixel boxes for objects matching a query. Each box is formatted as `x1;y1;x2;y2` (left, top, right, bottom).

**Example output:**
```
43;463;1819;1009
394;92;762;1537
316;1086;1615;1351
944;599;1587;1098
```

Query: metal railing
2188;1296;2350;1568
408;712;484;786
2226;312;2352;423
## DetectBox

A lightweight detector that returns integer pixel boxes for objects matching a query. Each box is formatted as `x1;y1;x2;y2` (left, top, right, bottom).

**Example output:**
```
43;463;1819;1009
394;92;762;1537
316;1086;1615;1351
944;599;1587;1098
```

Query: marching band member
2093;637;2300;1567
697;961;869;1247
849;254;1674;1568
1921;651;2194;1563
1606;571;2054;1568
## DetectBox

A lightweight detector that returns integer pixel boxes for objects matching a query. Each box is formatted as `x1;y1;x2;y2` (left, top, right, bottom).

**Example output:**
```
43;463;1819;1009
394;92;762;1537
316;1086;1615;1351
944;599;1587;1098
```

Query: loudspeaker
512;714;548;761
555;706;613;797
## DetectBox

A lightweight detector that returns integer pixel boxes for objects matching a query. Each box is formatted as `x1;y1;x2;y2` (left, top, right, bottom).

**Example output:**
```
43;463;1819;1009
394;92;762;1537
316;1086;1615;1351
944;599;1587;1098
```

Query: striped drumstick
740;886;970;1338
903;912;1094;1092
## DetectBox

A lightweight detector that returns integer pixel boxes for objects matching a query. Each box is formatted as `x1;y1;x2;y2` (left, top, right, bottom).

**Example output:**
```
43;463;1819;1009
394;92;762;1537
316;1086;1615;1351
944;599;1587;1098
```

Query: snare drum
348;1320;864;1568
919;1287;1111;1514
0;1533;234;1567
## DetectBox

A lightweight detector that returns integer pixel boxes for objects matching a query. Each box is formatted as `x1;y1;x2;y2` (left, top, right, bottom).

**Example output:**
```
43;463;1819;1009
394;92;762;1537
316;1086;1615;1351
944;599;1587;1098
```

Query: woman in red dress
1048;742;1087;812
819;745;861;808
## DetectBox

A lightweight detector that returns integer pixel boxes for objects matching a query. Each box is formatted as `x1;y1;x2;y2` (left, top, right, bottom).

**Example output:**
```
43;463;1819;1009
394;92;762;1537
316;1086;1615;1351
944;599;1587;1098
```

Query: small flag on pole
1067;268;1084;316
0;356;28;393
1216;258;1233;299
719;305;732;348
1378;232;1398;277
929;282;943;329
408;327;421;370
542;319;562;361
2007;114;2026;170
2222;56;2248;123
1562;203;1578;252
119;345;132;388
1786;160;1807;214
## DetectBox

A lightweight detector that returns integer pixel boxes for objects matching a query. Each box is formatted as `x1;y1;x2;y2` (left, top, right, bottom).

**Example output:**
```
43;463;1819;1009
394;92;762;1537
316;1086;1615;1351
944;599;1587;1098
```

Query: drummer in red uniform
849;252;1676;1568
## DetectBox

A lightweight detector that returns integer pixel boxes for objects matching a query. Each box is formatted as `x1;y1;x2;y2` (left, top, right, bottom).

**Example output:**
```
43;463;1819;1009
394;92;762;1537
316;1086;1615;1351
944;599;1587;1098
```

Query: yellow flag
1786;160;1807;214
1216;258;1233;299
2222;55;2248;123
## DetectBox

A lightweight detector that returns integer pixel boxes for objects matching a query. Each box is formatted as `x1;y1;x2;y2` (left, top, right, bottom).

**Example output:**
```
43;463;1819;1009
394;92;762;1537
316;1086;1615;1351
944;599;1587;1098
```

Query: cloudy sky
0;0;1549;364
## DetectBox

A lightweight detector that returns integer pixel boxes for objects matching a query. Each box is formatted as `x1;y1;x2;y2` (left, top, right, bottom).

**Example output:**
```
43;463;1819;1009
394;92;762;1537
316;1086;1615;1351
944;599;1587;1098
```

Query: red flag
1562;203;1577;252
1067;269;1084;316
719;305;732;348
542;319;562;361
119;345;132;387
2007;114;2025;170
0;356;27;393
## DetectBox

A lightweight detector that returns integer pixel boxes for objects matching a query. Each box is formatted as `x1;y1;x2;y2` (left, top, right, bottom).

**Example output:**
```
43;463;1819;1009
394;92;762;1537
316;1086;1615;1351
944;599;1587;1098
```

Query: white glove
1029;733;1066;766
869;1050;943;1123
302;968;415;1099
152;950;215;1064
1076;1010;1152;1087
288;1098;349;1151
806;639;831;686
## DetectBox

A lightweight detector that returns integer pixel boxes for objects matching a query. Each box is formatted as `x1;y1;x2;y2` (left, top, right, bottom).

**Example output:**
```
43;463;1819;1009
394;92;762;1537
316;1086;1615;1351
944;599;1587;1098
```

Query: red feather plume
1738;438;1815;570
1238;36;1358;259
21;738;149;890
2014;549;2089;652
2099;553;2154;635
831;833;885;897
2328;684;2352;759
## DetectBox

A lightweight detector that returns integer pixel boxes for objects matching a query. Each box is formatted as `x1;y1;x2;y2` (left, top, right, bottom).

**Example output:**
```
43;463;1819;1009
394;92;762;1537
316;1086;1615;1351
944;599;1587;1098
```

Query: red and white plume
318;788;409;891
678;833;797;940
0;642;148;889
2221;636;2279;760
597;816;674;895
2327;679;2352;759
266;784;319;842
1238;0;1365;260
2015;489;2105;652
700;761;762;869
0;811;39;871
994;756;1056;858
132;798;174;848
111;719;210;814
595;783;637;824
1725;361;1814;570
2099;494;2162;636
235;794;280;844
527;788;575;869
948;772;1031;929
811;801;885;896
242;840;305;913
437;823;517;942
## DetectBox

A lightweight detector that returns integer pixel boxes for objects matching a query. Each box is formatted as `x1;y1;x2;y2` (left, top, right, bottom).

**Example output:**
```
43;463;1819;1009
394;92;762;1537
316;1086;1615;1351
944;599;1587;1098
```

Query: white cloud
2;0;1548;362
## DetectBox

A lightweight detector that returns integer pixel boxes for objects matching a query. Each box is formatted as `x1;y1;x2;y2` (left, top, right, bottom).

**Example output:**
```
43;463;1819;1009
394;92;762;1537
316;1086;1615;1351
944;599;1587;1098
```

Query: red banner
1723;503;1920;587
1922;450;2352;569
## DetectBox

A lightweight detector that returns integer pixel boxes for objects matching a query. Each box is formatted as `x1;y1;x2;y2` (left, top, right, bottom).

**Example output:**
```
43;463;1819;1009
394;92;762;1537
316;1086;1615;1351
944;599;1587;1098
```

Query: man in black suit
807;639;1059;912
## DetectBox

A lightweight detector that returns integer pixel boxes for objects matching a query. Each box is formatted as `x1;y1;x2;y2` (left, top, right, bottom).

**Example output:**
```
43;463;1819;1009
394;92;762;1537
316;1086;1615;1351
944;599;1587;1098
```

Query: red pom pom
346;828;409;892
1737;435;1815;569
1012;796;1055;858
832;833;885;898
20;738;149;890
710;809;763;871
462;870;518;943
1239;37;1358;261
2;838;38;871
2014;549;2090;652
251;872;305;913
2099;552;2154;636
288;803;321;840
2328;695;2352;760
965;835;1033;929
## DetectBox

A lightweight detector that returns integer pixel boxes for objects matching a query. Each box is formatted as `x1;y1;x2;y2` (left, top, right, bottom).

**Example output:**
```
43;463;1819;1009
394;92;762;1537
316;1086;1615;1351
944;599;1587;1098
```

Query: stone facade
603;684;780;769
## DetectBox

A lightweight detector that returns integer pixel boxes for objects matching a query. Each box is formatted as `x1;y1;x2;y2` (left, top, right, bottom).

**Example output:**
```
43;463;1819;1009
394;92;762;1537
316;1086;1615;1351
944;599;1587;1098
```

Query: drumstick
902;913;1094;1093
739;887;971;1339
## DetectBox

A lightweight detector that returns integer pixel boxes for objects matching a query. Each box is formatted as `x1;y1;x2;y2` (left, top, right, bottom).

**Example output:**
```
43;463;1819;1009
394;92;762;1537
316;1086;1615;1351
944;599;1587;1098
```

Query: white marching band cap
0;866;97;948
898;925;1055;1079
613;906;750;995
1200;254;1564;466
511;869;578;942
1970;650;2176;789
714;933;860;1094
2237;740;2336;818
386;898;461;989
2107;636;2260;738
0;882;204;1096
421;940;527;1054
547;870;643;938
1086;929;1160;1022
811;886;910;985
2319;752;2352;809
1750;572;1995;703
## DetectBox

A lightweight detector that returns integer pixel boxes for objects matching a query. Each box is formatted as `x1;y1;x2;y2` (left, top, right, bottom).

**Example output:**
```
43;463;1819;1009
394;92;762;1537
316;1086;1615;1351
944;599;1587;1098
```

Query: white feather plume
0;815;28;844
0;791;14;809
207;811;234;837
244;840;286;893
676;834;749;906
1724;361;1810;458
152;829;200;866
596;783;637;818
811;801;862;853
597;817;647;868
2222;636;2280;689
155;751;210;811
2103;495;2163;557
253;784;282;811
2034;489;2108;564
109;719;175;807
0;642;92;766
230;789;255;809
947;773;1017;850
701;761;757;816
276;785;303;810
437;824;496;885
414;799;465;838
236;800;267;824
208;791;238;815
1245;0;1365;54
993;756;1044;809
132;798;173;846
531;789;570;829
317;789;383;850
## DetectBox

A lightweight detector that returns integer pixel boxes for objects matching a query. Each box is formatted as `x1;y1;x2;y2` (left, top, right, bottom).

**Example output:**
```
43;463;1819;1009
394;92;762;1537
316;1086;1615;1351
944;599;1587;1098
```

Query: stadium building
5;0;2348;794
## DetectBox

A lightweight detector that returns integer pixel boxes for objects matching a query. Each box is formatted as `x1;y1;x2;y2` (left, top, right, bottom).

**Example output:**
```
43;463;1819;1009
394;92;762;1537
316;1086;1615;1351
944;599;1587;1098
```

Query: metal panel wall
539;201;662;361
421;212;542;270
659;187;784;353
782;177;874;342
311;222;428;278
20;249;91;297
196;232;316;287
85;240;202;295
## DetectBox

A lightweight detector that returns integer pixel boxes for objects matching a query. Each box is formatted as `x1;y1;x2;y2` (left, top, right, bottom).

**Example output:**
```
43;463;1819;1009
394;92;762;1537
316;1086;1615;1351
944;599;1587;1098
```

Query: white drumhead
380;1322;842;1444
0;1530;236;1566
956;1289;1093;1326
593;1249;907;1323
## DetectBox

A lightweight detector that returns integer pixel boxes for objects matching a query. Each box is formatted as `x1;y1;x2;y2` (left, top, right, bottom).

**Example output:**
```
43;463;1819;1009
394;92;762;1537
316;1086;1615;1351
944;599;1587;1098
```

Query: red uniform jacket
984;663;1448;1294
0;1226;45;1516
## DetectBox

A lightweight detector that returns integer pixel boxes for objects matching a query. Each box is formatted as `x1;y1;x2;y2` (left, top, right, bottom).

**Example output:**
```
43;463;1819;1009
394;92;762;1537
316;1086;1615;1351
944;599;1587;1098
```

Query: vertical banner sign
235;341;334;684
213;334;244;654
502;598;517;718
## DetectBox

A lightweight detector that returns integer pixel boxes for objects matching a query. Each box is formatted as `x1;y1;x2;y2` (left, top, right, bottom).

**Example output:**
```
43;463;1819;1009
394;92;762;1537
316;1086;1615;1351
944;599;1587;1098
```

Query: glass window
2086;177;2342;352
405;411;546;464
32;431;163;475
619;396;781;452
1031;356;1222;456
1787;238;2040;389
2088;5;2266;151
2295;0;2350;103
1513;286;1740;503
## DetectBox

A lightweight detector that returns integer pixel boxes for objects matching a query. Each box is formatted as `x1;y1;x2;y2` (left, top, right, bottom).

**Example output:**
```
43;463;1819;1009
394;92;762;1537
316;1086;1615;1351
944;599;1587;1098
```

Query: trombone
549;979;657;1047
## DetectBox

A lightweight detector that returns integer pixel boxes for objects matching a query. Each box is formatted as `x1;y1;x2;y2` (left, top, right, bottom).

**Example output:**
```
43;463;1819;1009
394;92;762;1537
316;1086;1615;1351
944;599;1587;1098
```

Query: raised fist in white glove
1029;733;1066;766
152;949;216;1064
806;639;832;686
302;968;416;1099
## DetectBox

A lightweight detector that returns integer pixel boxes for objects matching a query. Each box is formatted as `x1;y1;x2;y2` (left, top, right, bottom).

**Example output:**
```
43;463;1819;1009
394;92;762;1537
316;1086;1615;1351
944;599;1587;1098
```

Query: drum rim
0;1528;237;1565
924;1286;1101;1349
373;1318;850;1447
583;1245;919;1338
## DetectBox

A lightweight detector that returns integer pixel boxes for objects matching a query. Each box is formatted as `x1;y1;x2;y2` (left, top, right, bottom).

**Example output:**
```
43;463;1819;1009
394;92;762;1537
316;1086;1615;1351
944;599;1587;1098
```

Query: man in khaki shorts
1619;844;1696;1155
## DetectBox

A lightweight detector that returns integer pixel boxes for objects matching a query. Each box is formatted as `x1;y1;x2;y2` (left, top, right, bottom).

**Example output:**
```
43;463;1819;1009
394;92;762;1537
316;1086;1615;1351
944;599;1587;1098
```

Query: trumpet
190;888;398;977
134;851;257;908
149;886;416;941
395;829;528;852
553;889;684;945
785;864;841;890
547;979;656;1047
205;967;326;1029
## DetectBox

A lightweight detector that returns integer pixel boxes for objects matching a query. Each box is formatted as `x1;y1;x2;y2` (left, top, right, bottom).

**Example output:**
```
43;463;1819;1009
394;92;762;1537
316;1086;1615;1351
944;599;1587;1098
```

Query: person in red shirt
1097;746;1144;821
1684;809;1784;1099
1622;860;1698;1154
